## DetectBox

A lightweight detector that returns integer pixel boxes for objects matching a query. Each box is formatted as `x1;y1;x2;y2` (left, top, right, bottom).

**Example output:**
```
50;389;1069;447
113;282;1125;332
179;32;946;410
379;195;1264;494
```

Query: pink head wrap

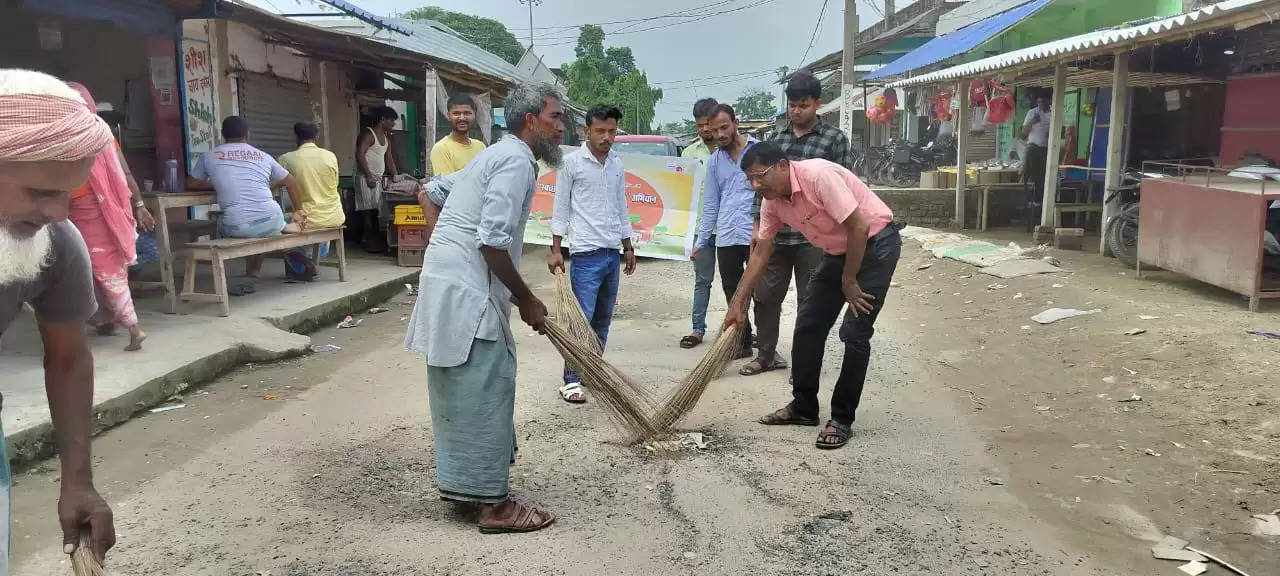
0;88;114;162
62;81;138;263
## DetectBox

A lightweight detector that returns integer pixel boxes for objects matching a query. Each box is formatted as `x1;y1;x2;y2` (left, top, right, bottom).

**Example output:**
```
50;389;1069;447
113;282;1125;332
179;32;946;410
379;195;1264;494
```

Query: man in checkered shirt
742;70;853;377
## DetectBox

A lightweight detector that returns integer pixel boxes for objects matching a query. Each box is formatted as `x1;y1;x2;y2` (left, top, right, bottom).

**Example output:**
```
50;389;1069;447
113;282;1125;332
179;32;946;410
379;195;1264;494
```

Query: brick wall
875;188;957;229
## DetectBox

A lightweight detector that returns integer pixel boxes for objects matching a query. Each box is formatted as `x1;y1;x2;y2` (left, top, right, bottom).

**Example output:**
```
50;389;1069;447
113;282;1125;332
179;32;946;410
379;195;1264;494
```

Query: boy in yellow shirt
430;93;486;175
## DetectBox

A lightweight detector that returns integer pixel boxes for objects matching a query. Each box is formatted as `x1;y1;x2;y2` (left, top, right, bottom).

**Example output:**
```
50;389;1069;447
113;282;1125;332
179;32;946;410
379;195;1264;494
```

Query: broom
552;271;602;355
542;321;660;439
644;324;743;438
71;534;106;576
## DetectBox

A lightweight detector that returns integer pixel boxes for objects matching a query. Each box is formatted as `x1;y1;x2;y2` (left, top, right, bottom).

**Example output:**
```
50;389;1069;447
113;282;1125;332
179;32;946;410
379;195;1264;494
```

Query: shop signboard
527;147;705;261
180;33;215;171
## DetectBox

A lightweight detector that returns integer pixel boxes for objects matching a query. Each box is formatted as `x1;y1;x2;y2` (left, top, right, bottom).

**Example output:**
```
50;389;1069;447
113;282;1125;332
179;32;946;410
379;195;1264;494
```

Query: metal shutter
238;74;313;160
967;127;997;161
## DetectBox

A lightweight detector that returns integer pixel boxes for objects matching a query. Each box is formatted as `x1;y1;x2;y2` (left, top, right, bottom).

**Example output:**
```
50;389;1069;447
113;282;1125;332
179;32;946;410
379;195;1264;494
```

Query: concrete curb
7;269;420;467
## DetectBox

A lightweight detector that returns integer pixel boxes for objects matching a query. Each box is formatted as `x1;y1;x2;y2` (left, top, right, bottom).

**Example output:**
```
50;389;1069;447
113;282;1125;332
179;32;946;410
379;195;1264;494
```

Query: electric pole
839;0;858;139
519;0;542;47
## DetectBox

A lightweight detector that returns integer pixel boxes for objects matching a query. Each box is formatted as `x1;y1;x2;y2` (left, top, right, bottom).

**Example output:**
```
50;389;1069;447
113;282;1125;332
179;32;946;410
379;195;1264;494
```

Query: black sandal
740;356;784;376
815;420;852;450
679;333;704;349
758;406;819;427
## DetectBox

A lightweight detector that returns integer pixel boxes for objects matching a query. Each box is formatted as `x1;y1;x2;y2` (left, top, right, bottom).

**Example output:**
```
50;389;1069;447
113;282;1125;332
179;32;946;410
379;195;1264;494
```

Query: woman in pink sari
67;82;156;351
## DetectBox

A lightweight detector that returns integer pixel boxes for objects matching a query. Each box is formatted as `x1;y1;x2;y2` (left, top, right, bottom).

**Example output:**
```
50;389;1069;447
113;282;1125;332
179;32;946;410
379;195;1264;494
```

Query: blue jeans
564;249;621;384
691;234;716;333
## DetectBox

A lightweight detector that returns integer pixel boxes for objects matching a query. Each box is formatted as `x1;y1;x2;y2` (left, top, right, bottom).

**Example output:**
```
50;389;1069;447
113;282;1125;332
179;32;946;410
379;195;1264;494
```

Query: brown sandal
758;406;819;427
739;355;787;376
679;332;704;349
815;420;852;450
477;498;556;534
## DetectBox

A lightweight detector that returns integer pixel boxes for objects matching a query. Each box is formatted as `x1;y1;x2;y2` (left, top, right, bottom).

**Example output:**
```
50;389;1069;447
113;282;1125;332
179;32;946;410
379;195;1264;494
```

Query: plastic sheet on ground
900;226;1061;278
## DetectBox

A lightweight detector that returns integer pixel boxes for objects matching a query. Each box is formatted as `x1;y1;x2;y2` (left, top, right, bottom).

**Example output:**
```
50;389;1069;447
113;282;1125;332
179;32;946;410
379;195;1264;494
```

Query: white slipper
558;383;587;404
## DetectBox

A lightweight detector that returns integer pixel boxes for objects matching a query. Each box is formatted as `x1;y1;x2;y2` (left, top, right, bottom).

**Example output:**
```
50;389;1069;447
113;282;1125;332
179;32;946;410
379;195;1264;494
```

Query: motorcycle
1103;170;1143;268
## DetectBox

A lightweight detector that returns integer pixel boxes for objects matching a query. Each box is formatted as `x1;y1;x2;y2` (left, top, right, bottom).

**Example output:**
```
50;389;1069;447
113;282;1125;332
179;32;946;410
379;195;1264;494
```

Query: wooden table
978;182;1034;231
139;191;217;313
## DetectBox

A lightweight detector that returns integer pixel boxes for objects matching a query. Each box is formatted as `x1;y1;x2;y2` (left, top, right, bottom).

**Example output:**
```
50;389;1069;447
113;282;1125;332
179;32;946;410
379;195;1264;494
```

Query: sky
248;0;911;124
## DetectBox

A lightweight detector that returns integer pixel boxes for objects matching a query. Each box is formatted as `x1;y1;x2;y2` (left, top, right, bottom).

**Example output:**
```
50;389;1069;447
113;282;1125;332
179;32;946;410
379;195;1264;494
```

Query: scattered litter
1031;308;1101;325
973;558;990;568
1138;315;1161;320
404;283;415;295
1013;292;1024;299
964;300;974;304
1245;330;1280;340
958;274;972;279
1035;405;1052;411
987;283;1008;290
1042;256;1061;267
1152;548;1207;562
367;307;390;314
1072;443;1091;449
240;384;249;390
917;262;934;270
1119;394;1143;403
890;281;901;288
1186;547;1253;576
820;510;853;521
1122;367;1137;375
1124;328;1147;336
683;432;709;450
1178;561;1208;576
310;473;321;480
311;344;341;353
149;403;185;414
1021;325;1032;330
1052;283;1064;288
644;485;654;491
1252;514;1280;536
1172;442;1185;449
337;315;363;329
263;394;278;401
683;552;698;560
1145;449;1161;457
984;477;1005;486
1102;375;1117;384
1075;475;1123;484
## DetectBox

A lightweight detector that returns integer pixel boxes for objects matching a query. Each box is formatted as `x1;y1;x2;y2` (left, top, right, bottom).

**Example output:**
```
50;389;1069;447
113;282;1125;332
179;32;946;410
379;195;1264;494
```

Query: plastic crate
394;204;425;226
397;225;428;248
398;246;425;267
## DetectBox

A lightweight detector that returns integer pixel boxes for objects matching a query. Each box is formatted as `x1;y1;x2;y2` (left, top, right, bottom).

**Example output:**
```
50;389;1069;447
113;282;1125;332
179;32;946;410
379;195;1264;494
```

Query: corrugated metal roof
305;17;534;86
890;0;1278;87
817;86;886;114
864;0;1054;81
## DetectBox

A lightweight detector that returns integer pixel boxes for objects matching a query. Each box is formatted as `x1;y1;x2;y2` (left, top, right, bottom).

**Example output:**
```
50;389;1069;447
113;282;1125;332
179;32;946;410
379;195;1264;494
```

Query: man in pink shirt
723;142;901;450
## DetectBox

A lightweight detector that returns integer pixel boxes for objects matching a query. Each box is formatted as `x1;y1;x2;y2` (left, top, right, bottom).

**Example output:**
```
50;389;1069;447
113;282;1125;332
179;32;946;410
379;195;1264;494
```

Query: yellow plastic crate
394;204;425;226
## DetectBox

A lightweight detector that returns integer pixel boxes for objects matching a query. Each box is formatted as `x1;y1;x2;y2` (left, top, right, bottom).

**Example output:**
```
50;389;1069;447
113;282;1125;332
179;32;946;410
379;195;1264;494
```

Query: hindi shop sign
528;148;705;261
180;38;216;171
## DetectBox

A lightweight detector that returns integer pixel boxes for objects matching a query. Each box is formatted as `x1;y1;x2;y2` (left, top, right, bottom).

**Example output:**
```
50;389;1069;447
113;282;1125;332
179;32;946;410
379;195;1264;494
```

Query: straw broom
552;271;602;355
71;535;106;576
644;324;742;438
542;321;660;439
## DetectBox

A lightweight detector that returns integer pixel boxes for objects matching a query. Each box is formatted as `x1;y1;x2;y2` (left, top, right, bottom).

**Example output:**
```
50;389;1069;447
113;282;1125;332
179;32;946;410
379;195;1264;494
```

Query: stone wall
875;188;957;229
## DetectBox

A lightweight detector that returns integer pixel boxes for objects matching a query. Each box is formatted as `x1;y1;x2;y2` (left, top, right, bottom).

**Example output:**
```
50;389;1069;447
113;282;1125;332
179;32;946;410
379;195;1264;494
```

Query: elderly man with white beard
0;69;117;572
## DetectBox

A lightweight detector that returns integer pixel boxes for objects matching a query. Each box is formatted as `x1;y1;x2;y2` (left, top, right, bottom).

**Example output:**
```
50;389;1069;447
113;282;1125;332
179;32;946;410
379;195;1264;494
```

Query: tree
562;25;663;134
404;6;525;65
734;89;777;120
659;120;696;135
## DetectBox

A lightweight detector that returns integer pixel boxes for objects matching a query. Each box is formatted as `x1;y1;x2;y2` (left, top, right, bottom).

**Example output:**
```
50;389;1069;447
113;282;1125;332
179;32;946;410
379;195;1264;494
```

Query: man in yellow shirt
279;122;345;232
430;93;486;175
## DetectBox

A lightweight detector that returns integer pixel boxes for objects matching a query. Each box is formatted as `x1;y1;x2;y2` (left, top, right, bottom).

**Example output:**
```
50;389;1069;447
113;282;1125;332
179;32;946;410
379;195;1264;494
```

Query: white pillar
955;81;970;228
1040;64;1067;227
1101;52;1130;254
423;66;439;176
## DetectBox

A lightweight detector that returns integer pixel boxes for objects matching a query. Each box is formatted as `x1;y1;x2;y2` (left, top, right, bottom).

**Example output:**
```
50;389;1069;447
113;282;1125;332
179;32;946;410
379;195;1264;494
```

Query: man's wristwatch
134;200;145;209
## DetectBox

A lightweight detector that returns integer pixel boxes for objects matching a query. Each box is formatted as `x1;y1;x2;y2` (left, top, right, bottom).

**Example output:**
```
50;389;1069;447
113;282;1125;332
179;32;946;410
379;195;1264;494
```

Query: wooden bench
181;228;347;316
1052;203;1104;228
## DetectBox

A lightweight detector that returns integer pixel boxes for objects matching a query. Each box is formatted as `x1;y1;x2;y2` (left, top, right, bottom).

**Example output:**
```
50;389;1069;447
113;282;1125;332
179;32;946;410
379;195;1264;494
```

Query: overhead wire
796;0;832;70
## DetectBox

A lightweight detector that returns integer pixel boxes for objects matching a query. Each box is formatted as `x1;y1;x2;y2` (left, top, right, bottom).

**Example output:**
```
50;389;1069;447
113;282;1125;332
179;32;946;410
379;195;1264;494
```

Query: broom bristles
553;272;602;355
643;325;742;438
71;534;107;576
543;322;660;439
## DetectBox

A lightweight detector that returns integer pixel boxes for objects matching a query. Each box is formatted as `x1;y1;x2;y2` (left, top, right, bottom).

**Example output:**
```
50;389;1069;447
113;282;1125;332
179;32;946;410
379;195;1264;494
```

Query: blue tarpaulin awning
864;0;1053;81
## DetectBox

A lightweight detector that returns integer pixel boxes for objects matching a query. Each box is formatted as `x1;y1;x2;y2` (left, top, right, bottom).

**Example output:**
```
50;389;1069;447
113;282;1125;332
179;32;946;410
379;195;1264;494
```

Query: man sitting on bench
186;115;305;278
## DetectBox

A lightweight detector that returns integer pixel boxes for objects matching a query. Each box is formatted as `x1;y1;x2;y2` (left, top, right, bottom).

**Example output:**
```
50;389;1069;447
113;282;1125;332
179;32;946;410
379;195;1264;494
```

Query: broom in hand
644;323;743;438
71;534;107;576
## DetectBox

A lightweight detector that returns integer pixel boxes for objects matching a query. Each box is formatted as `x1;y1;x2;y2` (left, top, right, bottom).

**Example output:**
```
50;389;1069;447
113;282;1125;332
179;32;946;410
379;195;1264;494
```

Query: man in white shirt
1021;92;1053;202
547;104;637;404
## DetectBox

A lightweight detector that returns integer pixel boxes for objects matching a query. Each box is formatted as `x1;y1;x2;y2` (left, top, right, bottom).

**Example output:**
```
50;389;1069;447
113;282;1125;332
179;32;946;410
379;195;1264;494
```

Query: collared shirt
431;134;487;175
754;120;853;246
278;143;344;229
758;159;894;255
682;138;715;231
551;144;632;254
404;135;538;367
697;136;758;249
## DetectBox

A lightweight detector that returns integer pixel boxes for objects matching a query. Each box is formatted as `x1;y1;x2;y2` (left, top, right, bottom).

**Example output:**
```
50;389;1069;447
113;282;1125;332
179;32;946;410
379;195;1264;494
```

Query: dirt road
10;241;1276;575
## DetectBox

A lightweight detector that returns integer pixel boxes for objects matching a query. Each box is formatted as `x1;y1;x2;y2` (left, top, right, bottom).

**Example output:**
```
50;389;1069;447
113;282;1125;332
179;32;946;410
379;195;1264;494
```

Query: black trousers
716;244;754;349
789;227;901;426
753;243;824;361
1024;144;1048;207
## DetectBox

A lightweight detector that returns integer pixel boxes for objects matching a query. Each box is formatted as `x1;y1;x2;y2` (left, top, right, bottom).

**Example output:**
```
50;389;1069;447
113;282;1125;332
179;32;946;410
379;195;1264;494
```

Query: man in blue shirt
693;103;757;358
